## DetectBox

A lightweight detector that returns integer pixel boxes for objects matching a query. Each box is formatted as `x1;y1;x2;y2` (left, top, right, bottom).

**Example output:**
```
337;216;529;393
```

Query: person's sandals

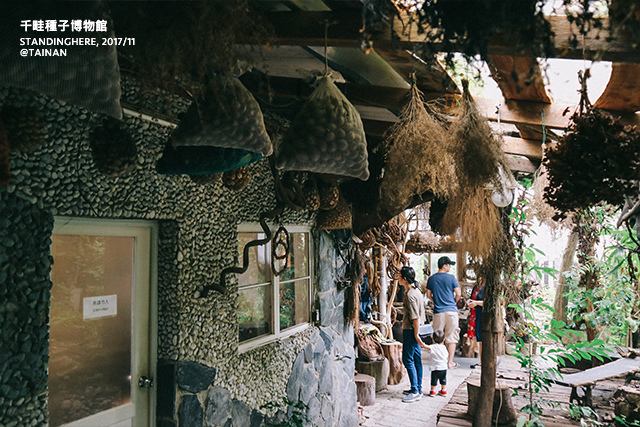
470;363;481;369
449;362;460;368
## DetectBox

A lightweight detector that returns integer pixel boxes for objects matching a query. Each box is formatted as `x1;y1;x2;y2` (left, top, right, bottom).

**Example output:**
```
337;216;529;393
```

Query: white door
49;218;157;427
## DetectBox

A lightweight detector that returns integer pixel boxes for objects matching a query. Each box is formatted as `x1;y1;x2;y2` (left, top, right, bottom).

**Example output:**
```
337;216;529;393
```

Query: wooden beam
375;49;459;95
507;156;538;174
502;135;542;161
594;63;640;111
241;72;640;130
258;11;640;63
487;55;551;102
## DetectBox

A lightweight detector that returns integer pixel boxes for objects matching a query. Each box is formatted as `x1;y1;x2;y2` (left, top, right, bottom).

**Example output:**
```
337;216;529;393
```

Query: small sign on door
83;295;118;319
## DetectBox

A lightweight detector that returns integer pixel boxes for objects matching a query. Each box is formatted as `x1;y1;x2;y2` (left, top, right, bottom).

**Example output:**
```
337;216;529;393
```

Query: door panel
50;219;155;427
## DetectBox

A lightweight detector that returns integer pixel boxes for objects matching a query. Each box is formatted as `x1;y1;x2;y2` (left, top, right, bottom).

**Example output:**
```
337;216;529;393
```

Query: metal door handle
138;376;154;388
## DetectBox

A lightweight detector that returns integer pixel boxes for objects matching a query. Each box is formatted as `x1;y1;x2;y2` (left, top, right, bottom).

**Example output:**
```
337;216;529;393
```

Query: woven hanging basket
300;178;320;211
317;195;352;230
222;165;251;191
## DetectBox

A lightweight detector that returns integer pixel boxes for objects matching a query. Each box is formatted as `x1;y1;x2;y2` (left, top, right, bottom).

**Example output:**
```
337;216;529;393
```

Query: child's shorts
431;369;447;386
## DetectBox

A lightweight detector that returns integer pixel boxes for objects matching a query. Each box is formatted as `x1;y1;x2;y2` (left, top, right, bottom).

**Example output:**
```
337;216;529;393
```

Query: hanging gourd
276;75;369;181
379;81;455;215
171;76;272;157
89;117;138;178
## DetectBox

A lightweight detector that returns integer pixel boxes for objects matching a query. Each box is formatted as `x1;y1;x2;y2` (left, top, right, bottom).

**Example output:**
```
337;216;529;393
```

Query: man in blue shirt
426;256;461;368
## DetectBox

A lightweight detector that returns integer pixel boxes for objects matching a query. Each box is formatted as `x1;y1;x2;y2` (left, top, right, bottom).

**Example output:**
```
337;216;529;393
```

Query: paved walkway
360;356;476;427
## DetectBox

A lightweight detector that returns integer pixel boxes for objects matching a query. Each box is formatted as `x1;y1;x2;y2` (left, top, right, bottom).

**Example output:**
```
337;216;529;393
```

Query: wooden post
552;230;578;324
468;380;517;425
381;342;405;385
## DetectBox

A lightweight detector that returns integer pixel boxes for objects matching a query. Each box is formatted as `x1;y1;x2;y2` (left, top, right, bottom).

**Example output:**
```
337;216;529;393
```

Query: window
237;225;312;350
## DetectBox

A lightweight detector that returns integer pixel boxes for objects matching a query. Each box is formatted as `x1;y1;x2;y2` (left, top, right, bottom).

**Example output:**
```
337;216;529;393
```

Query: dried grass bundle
450;80;511;191
379;85;455;214
442;187;501;258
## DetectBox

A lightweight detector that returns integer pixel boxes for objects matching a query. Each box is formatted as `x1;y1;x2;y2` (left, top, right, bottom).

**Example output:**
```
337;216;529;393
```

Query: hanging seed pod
318;184;339;210
222;165;251;191
317;195;352;230
90;117;138;178
1;105;48;151
171;76;272;156
0;119;11;185
190;173;221;186
300;178;320;211
276;75;369;180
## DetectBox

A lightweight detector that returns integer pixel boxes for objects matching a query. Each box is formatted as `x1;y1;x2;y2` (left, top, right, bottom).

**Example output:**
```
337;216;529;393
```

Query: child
422;329;449;396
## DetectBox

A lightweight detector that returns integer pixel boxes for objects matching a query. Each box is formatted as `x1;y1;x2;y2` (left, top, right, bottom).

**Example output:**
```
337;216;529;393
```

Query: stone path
360;356;476;427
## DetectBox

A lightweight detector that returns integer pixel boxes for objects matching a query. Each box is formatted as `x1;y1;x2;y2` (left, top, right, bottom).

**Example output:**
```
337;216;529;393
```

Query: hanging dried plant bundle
530;165;573;233
0;120;10;186
442;186;501;258
543;107;640;218
90;117;138;178
450;80;512;191
379;84;455;214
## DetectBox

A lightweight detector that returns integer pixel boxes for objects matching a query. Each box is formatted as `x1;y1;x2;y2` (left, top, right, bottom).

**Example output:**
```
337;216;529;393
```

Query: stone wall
0;84;357;426
0;191;53;427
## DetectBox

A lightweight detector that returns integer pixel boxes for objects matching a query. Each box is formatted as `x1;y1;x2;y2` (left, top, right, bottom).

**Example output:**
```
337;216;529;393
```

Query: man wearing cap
426;256;461;368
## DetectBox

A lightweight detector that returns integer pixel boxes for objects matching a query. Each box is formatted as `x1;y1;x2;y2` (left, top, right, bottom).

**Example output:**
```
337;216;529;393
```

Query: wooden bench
555;357;640;407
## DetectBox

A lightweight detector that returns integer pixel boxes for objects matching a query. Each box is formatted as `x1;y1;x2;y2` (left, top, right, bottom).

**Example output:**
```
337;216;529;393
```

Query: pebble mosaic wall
0;82;357;426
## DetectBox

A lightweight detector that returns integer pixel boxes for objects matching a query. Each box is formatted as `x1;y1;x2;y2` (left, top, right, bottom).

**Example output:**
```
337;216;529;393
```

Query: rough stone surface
177;361;217;393
178;394;203;427
205;387;231;426
230;399;251;427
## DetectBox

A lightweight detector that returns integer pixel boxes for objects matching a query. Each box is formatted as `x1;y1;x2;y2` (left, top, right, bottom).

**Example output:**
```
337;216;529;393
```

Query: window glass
279;278;310;331
238;228;311;345
280;232;309;281
238;284;273;342
238;233;271;286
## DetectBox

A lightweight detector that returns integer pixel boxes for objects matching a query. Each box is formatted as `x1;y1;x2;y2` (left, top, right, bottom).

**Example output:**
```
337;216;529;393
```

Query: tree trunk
553;229;579;324
473;268;501;426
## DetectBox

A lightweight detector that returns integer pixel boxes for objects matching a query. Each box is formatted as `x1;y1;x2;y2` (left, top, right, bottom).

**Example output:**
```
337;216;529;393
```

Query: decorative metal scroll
200;204;284;296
